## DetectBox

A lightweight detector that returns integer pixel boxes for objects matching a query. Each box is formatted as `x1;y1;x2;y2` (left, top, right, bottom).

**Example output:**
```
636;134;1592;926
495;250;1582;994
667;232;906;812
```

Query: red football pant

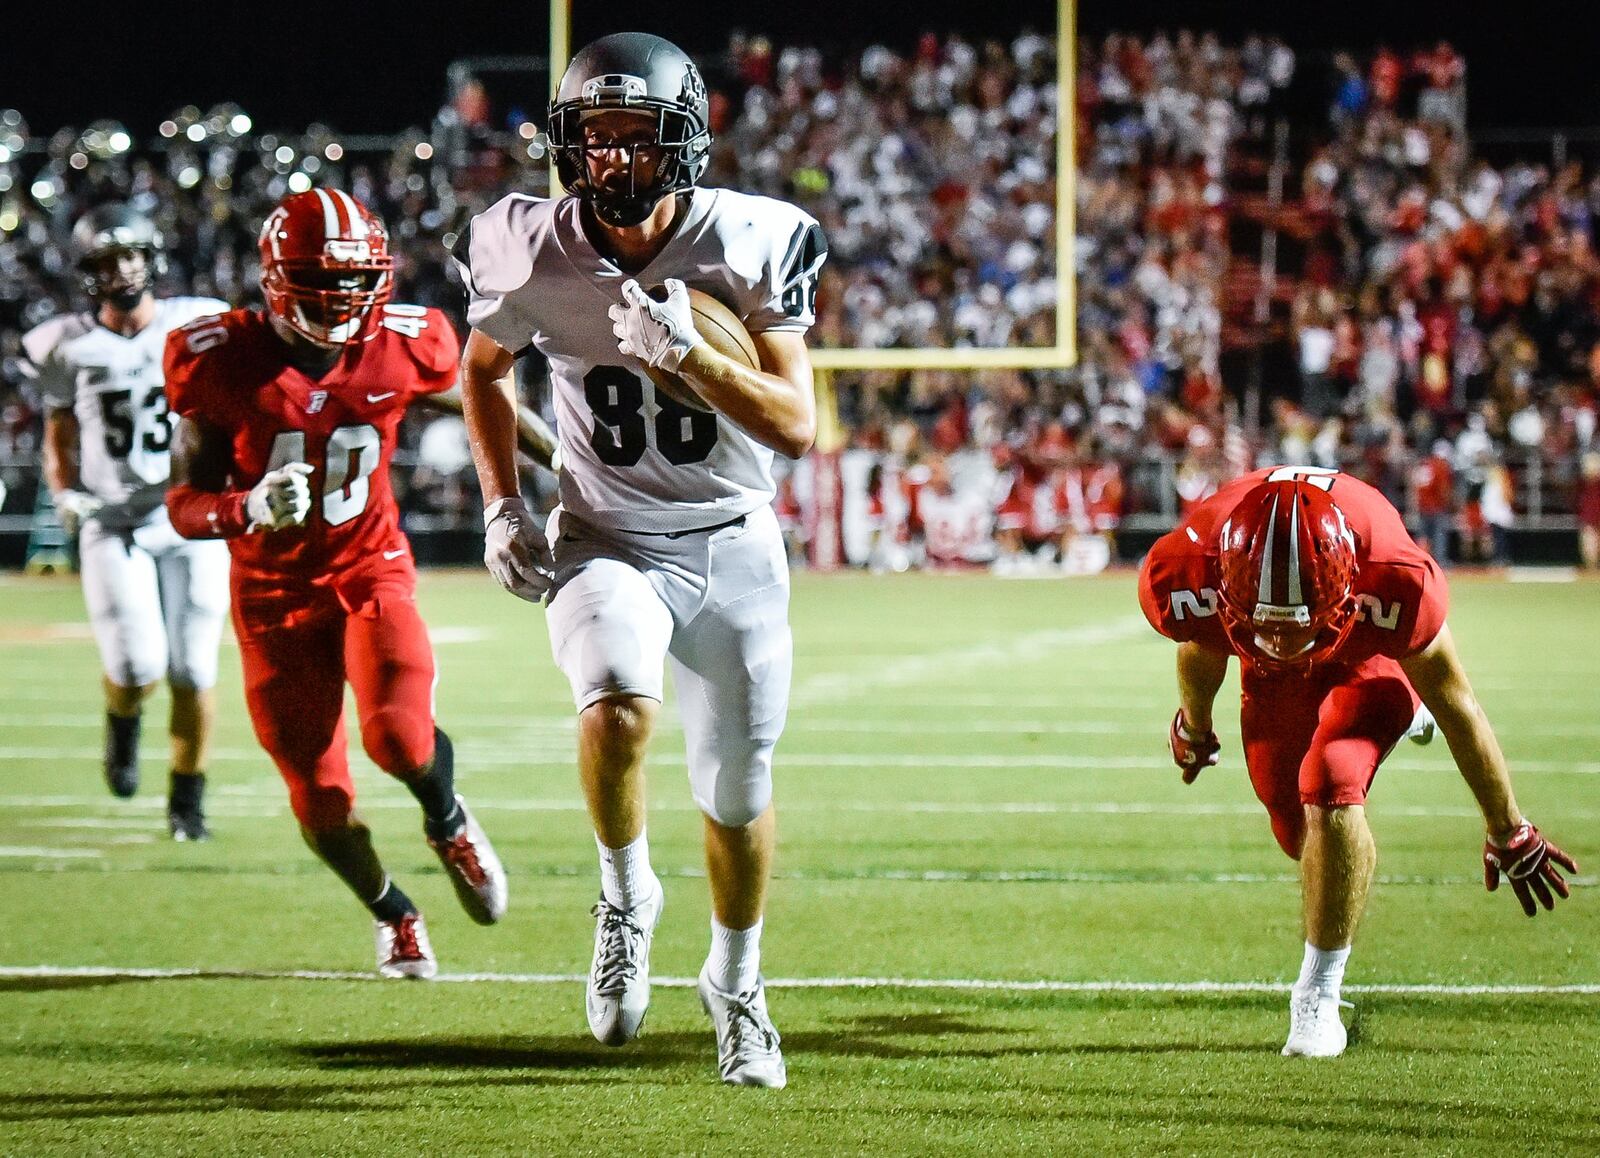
237;585;436;831
1239;655;1419;860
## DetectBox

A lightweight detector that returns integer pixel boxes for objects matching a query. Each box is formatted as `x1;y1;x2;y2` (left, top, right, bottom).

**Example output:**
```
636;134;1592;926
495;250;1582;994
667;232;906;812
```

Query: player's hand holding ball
610;277;704;373
52;489;104;536
1484;821;1578;916
483;496;555;602
1169;709;1221;783
246;462;313;531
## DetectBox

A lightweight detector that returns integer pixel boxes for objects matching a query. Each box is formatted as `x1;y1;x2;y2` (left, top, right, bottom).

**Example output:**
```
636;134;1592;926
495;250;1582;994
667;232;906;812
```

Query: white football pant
545;504;791;828
78;513;231;690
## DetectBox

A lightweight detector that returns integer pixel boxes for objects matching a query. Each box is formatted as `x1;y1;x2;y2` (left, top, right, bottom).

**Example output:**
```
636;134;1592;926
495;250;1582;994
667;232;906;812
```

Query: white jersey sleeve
455;188;828;534
21;314;93;411
454;193;546;354
708;191;827;335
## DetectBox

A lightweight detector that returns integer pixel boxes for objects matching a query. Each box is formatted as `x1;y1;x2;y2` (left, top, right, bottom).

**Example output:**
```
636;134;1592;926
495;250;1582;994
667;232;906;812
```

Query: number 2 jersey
163;305;457;596
455;187;827;533
1138;467;1449;673
23;297;229;528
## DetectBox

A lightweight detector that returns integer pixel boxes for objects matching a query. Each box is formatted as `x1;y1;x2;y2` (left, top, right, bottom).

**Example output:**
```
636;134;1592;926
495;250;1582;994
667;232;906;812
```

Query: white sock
596;831;656;911
1294;941;1351;1000
706;917;763;995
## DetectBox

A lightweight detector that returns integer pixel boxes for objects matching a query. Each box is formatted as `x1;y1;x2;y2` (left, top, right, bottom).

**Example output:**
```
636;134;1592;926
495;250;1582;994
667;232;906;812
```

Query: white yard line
0;847;103;858
790;617;1151;706
0;964;1593;996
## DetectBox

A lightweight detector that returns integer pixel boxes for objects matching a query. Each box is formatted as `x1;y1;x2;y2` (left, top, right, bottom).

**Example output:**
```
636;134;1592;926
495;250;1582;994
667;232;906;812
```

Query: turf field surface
1;568;1596;1155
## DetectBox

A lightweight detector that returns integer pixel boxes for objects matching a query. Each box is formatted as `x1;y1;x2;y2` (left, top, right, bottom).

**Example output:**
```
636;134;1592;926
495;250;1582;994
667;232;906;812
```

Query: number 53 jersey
163;306;457;590
456;187;827;534
23;297;229;528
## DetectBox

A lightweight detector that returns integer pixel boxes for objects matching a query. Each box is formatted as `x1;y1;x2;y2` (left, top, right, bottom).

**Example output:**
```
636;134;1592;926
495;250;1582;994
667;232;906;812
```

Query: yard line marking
791;617;1150;705
0;847;103;859
0;965;1595;997
4;794;1600;824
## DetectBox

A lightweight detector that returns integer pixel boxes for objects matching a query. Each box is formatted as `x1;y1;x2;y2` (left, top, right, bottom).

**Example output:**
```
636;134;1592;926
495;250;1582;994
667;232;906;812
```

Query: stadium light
185;124;205;142
287;171;312;193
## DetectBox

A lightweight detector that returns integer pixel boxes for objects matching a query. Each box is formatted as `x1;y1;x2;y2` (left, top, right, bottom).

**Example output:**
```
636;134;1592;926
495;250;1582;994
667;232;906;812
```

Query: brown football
642;287;759;412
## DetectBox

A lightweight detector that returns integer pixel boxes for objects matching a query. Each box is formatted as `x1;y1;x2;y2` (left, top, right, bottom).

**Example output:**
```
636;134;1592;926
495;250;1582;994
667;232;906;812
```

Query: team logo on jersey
307;390;328;414
1169;587;1219;620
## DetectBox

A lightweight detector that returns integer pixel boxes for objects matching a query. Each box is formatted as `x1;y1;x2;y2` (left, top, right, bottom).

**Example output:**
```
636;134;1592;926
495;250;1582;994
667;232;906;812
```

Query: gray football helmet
547;32;711;227
71;203;167;308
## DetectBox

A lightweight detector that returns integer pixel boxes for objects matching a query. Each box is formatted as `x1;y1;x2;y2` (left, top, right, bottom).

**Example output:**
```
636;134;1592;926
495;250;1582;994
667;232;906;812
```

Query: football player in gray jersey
22;203;231;839
457;32;826;1087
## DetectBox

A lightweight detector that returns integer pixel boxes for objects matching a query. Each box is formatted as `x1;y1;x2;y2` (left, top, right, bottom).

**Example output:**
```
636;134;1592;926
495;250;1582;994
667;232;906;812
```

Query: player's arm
166;417;310;538
1399;622;1577;913
675;329;816;459
1176;640;1229;735
1171;640;1228;781
611;279;816;459
417;381;558;472
459;328;553;601
41;409;104;533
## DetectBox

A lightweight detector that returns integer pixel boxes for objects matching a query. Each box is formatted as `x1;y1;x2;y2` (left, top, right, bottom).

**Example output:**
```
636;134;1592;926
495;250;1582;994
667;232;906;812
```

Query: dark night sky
3;1;1596;139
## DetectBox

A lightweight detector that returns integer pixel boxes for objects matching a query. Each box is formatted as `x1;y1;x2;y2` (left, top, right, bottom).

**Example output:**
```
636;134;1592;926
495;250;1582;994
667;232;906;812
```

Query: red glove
1484;822;1579;917
1169;710;1220;784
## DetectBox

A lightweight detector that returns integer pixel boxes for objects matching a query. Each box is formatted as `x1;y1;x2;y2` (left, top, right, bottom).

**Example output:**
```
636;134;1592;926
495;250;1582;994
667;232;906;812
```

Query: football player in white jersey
23;203;231;839
457;32;826;1087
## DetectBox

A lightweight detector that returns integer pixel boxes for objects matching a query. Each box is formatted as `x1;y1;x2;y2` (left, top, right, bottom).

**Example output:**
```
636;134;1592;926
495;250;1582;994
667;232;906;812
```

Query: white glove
608;277;704;372
53;489;103;536
484;496;554;602
246;462;314;531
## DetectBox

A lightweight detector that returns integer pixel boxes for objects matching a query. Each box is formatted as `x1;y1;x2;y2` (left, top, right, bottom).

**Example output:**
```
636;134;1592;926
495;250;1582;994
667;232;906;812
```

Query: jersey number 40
265;426;379;526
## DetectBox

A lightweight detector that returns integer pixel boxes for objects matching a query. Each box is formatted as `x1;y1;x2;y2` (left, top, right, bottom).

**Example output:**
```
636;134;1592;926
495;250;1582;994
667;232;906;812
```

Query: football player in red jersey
1139;465;1578;1058
162;188;552;978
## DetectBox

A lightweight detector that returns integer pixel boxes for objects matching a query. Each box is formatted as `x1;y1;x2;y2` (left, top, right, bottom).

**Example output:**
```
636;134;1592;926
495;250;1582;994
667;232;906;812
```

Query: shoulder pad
20;313;93;367
378;305;460;378
456;194;548;298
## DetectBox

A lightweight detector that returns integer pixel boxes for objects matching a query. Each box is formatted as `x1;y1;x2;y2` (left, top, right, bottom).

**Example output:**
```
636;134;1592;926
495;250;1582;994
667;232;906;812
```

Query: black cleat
104;713;141;798
167;772;209;841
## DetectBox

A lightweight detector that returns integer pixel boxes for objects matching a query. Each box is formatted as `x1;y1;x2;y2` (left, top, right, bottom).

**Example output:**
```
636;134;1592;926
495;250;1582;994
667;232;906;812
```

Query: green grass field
1;568;1597;1155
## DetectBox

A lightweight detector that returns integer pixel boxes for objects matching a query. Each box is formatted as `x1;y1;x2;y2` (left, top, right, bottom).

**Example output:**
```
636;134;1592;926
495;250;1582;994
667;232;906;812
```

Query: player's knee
581;695;656;758
690;738;774;829
286;779;354;831
360;705;435;776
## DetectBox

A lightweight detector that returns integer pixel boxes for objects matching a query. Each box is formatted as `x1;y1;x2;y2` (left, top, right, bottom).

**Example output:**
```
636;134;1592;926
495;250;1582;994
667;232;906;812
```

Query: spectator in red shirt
1412;440;1456;563
1579;451;1600;572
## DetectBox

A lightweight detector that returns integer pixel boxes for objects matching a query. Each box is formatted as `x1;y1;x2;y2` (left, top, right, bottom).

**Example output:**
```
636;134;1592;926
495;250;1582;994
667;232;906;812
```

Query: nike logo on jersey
382;548;406;560
367;391;397;403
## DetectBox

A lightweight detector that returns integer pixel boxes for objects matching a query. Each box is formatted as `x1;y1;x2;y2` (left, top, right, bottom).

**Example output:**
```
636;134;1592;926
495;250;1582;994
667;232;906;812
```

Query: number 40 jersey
23;297;228;528
456;187;827;534
163;305;457;587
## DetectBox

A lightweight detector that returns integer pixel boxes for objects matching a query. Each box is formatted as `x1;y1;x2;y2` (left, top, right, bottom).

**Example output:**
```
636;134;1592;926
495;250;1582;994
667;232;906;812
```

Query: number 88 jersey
23;297;229;528
456;187;827;534
163;305;458;585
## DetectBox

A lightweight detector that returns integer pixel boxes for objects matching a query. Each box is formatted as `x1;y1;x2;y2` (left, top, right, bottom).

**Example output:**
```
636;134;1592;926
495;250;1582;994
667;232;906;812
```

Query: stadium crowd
2;31;1598;569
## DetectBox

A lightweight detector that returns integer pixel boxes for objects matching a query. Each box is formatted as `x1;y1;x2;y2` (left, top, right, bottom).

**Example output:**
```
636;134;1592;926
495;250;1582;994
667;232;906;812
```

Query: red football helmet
259;188;393;346
1216;476;1360;669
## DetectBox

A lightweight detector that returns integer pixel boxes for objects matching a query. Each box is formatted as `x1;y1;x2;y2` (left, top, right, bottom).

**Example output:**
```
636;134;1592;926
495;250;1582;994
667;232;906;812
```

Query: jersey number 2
266;425;380;526
584;367;717;467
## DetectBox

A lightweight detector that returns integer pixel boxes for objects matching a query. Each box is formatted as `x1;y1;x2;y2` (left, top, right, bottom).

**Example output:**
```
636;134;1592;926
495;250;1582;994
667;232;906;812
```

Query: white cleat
374;912;437;980
1406;704;1436;746
1281;987;1350;1057
698;965;787;1088
586;881;663;1046
427;795;508;925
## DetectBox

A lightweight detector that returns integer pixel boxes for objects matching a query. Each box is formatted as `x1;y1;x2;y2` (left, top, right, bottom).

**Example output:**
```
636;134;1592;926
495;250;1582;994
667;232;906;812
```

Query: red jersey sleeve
163;313;253;539
388;306;460;396
1138;529;1228;649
